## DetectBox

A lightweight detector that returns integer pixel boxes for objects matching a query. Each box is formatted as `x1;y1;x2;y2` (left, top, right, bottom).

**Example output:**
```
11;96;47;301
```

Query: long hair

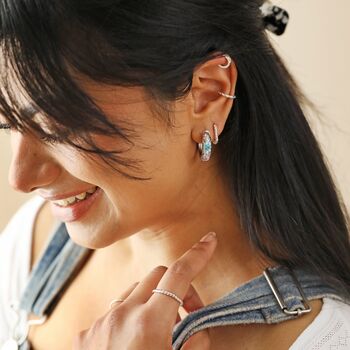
0;0;349;299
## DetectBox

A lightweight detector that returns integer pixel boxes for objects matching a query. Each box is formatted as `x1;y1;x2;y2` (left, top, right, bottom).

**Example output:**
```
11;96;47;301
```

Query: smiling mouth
52;186;99;207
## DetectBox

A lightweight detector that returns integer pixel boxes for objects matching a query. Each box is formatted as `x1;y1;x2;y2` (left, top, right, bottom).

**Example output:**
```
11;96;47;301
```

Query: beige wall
1;0;349;232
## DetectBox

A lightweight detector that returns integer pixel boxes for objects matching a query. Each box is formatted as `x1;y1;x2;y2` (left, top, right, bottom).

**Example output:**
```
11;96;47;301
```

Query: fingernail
200;232;217;242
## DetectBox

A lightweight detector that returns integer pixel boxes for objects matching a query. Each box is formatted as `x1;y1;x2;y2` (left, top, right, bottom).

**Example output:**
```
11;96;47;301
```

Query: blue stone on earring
198;130;212;162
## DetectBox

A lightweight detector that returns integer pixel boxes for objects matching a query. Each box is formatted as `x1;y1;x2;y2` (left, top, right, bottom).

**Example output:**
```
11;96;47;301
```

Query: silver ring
218;91;237;99
109;299;125;309
152;288;184;307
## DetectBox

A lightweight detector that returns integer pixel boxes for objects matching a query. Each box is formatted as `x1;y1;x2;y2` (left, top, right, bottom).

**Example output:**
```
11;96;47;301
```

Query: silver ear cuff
218;54;232;68
218;91;236;99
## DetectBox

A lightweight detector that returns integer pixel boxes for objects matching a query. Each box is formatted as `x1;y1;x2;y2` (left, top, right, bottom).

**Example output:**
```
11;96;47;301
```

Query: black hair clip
260;2;289;36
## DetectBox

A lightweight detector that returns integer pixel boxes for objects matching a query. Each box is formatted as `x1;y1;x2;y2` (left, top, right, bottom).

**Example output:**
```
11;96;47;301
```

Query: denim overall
6;222;349;350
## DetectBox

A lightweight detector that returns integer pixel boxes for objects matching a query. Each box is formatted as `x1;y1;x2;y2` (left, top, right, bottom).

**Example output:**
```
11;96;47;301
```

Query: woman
0;0;349;349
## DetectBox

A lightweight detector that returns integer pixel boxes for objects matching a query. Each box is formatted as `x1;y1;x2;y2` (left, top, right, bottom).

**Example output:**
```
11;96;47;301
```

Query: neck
97;170;276;306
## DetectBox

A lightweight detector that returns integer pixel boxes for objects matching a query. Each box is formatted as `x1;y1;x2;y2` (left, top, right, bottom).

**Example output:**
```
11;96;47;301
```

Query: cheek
106;150;191;220
99;129;195;222
61;131;194;247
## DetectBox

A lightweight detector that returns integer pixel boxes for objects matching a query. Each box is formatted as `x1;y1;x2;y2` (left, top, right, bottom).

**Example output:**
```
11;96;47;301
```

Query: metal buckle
263;266;312;316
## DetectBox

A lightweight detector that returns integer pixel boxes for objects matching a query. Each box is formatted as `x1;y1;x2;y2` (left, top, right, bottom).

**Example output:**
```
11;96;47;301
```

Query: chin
65;221;121;249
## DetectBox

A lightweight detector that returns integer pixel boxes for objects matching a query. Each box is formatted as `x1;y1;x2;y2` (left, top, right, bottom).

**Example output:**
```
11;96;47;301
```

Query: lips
49;187;103;222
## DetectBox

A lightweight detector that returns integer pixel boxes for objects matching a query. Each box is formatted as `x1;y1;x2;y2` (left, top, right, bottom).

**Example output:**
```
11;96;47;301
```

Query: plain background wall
1;0;349;232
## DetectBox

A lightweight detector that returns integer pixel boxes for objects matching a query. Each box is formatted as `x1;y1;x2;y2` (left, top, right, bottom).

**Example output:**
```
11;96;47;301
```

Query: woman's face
4;55;236;249
5;79;216;249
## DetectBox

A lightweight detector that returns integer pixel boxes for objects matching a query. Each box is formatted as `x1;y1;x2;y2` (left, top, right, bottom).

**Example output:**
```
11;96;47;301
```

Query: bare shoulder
30;200;58;271
208;298;323;349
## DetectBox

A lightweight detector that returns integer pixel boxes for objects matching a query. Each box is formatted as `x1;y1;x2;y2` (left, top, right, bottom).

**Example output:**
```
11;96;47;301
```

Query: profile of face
4;55;237;249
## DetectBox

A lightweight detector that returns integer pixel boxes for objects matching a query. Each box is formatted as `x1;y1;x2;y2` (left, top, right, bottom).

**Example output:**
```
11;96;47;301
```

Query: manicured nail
200;232;217;242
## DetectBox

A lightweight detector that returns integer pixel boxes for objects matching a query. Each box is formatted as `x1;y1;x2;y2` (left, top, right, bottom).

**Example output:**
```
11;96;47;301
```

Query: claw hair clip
260;2;290;36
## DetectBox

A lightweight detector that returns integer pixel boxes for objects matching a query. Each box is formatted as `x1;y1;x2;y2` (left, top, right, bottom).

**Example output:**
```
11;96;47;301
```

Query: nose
8;132;61;193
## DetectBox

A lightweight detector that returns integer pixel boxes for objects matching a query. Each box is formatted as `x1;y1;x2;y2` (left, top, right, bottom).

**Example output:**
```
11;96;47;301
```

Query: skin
3;54;323;348
73;232;218;349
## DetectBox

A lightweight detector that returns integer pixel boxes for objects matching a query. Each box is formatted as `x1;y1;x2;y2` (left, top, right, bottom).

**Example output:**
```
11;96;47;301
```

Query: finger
181;283;205;314
122;265;168;304
149;232;217;318
115;232;216;309
109;281;139;309
180;329;211;350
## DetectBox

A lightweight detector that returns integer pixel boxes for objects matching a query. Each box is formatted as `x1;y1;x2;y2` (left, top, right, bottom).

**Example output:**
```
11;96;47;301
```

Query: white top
0;196;350;349
0;196;47;345
289;297;350;349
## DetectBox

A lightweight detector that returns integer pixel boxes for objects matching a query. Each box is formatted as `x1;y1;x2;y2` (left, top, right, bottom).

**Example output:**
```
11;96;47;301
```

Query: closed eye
39;134;63;144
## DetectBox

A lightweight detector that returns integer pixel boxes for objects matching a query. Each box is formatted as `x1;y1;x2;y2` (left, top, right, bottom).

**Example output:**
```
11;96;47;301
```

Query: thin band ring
152;288;184;307
109;299;125;309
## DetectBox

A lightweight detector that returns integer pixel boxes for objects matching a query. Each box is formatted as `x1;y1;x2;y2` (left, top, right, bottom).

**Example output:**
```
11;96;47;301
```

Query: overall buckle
263;266;312;316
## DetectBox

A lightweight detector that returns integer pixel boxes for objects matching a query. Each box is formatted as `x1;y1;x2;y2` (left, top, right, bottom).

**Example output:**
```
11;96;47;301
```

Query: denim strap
18;223;92;349
172;265;349;350
19;223;92;317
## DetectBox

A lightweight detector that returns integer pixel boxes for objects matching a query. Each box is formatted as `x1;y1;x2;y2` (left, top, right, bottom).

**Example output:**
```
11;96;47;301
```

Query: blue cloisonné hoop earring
198;130;213;162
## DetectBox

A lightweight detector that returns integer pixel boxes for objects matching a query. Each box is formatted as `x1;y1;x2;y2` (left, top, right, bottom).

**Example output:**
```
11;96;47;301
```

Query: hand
73;231;218;350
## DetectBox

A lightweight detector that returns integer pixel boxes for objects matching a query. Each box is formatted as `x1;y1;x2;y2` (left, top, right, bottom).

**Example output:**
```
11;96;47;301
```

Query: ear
189;53;238;145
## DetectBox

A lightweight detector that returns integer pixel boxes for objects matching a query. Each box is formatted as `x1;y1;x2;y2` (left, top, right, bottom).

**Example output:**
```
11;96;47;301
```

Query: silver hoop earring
198;130;212;162
218;54;232;69
212;123;219;145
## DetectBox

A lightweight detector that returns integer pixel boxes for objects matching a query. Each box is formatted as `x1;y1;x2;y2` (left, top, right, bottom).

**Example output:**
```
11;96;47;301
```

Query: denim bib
7;223;348;350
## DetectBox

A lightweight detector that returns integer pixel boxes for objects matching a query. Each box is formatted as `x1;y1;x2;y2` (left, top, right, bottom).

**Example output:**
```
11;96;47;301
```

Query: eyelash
0;123;61;144
39;135;62;144
0;123;11;131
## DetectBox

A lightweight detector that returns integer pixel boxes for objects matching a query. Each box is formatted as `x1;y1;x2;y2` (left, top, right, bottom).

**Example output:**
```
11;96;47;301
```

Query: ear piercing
218;91;236;99
198;123;219;162
198;54;235;162
218;54;232;68
198;130;213;162
212;123;219;145
217;54;236;100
